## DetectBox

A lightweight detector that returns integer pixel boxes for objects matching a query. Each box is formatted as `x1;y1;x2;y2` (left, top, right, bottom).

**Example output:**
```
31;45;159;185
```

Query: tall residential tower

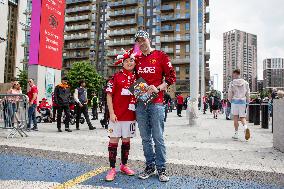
223;29;257;92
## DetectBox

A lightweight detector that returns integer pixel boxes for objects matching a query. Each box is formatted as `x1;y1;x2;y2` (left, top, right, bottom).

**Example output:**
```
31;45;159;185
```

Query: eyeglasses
28;81;32;83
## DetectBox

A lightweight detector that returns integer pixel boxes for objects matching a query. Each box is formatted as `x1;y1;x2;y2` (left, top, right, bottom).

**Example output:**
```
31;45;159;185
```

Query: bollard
248;102;254;123
261;103;269;129
254;104;260;125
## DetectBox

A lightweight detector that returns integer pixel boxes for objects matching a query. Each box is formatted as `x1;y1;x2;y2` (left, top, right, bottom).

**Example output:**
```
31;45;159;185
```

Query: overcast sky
208;0;284;91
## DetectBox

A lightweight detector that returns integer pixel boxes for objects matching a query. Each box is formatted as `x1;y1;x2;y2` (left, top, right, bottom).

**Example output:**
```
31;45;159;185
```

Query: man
54;77;72;132
38;98;52;119
74;80;95;130
27;79;38;131
163;92;171;122
176;93;184;117
228;69;250;140
91;93;99;120
135;30;176;182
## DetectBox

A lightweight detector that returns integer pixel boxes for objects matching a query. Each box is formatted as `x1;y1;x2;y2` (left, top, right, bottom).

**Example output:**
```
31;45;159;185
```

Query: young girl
105;50;137;181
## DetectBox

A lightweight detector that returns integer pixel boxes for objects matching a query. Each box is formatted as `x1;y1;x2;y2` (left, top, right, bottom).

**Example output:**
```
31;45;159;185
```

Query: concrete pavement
0;110;284;188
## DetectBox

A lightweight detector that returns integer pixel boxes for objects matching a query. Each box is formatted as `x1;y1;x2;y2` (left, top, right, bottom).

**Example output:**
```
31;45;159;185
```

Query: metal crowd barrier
0;94;28;138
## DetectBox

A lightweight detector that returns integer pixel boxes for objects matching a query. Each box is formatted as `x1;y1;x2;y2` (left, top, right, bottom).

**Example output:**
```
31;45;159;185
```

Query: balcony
205;8;210;23
65;24;89;31
160;26;174;32
108;39;135;46
109;9;136;17
108;19;136;27
66;6;91;14
108;29;136;36
64;54;90;59
65;44;91;50
205;30;210;40
160;5;174;12
66;0;92;4
106;50;125;57
109;0;138;8
205;51;210;61
65;15;90;22
160;36;190;42
64;33;90;40
161;48;174;54
172;58;190;65
161;15;190;22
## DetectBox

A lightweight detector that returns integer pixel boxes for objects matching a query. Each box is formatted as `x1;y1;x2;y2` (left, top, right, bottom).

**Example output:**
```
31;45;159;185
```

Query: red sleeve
39;102;43;109
161;51;176;86
106;74;116;95
31;86;38;94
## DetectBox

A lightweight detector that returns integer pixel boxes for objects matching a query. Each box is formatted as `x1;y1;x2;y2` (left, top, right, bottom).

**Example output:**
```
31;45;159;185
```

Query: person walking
104;49;137;182
91;93;99;120
54;77;72;132
74;80;95;130
27;79;38;131
228;69;250;140
135;30;176;182
176;93;184;117
163;92;171;122
211;95;220;119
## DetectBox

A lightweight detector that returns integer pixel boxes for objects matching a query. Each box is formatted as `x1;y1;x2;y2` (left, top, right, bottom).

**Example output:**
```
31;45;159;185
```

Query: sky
208;0;284;91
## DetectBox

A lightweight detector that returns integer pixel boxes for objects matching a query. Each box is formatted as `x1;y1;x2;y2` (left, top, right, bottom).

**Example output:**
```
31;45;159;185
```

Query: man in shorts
228;69;250;140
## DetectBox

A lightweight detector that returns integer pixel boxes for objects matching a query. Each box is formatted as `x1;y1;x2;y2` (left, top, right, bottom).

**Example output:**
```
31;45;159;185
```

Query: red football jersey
177;95;184;105
27;85;38;105
106;69;136;121
135;50;176;104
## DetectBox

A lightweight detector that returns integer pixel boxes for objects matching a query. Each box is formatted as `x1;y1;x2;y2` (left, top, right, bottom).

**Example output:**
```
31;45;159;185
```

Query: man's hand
147;85;159;94
110;113;118;123
29;102;33;106
157;82;168;91
79;104;83;108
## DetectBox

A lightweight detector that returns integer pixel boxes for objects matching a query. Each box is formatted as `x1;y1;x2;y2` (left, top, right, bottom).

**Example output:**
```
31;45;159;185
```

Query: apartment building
63;0;107;74
0;0;27;83
263;58;284;90
223;29;257;92
106;0;210;97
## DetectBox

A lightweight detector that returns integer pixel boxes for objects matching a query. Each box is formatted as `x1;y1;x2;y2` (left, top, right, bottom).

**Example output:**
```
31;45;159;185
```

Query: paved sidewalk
0;110;283;174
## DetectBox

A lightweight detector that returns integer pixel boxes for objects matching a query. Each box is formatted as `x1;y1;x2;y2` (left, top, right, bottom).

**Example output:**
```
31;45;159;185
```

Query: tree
66;61;104;95
17;69;28;94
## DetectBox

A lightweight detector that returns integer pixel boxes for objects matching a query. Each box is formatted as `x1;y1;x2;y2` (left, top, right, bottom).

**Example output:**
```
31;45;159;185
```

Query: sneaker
105;168;116;182
26;128;31;132
232;132;238;140
158;169;170;182
58;129;62;132
89;126;96;130
65;128;72;132
245;128;250;140
138;166;156;180
31;127;38;131
120;164;135;176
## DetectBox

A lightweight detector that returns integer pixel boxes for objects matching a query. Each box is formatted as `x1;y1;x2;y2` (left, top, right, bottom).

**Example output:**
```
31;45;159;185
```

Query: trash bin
261;102;269;129
254;103;260;125
248;102;254;123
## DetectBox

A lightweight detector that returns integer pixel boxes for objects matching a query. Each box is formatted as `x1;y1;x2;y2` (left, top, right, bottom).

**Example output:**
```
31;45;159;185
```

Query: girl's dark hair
79;80;85;86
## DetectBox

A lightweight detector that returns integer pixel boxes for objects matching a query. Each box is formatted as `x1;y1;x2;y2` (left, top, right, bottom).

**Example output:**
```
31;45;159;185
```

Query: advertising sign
29;0;66;69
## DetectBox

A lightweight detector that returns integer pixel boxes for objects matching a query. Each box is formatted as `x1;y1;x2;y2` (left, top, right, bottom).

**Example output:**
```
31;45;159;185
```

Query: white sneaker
232;132;238;140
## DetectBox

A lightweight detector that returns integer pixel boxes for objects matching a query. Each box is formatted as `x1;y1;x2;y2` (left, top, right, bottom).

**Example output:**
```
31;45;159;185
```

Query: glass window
186;13;190;18
185;23;190;31
176;2;180;9
186;44;190;52
186;2;190;9
176;24;180;31
176;13;180;18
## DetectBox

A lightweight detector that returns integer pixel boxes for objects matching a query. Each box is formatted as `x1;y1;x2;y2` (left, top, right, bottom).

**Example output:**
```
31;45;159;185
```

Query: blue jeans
28;104;37;128
136;103;166;170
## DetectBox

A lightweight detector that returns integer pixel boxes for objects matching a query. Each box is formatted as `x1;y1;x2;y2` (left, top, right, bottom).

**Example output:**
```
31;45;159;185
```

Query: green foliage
66;61;104;94
17;69;28;94
260;89;270;99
